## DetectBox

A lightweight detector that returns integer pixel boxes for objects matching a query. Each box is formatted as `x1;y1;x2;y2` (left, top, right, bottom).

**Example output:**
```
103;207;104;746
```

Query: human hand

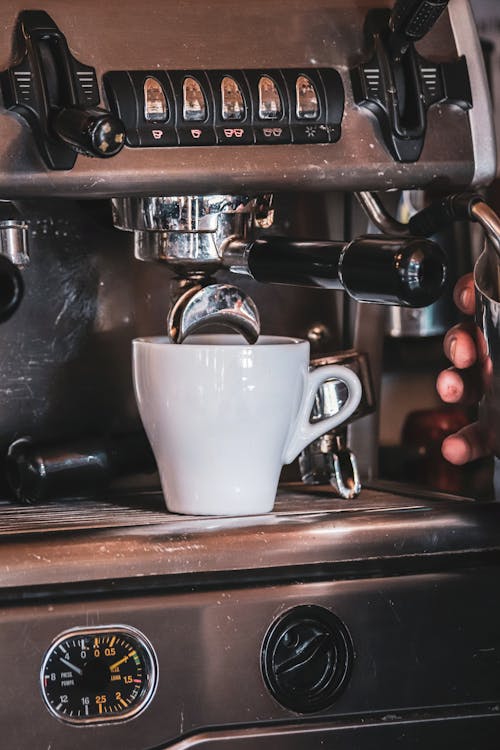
436;273;489;464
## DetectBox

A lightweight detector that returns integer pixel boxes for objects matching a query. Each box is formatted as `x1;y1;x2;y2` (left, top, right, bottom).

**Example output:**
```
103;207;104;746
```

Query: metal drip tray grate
0;493;171;535
0;483;459;537
0;485;497;592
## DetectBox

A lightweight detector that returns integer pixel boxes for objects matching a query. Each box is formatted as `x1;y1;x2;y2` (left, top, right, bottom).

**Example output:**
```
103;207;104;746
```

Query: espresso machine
0;1;500;748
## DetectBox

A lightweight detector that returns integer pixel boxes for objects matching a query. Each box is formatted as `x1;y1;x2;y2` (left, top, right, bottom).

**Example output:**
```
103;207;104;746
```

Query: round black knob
261;605;353;713
341;235;447;307
52;107;125;158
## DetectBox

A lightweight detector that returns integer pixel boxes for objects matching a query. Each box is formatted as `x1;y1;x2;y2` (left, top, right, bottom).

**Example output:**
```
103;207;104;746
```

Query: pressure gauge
40;625;157;723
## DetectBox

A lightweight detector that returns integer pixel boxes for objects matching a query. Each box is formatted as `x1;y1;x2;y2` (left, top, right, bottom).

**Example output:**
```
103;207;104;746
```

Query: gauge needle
109;655;128;670
59;657;83;676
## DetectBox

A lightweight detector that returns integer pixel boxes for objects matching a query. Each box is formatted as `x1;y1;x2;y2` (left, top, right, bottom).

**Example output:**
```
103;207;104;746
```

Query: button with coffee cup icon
254;125;291;144
177;126;217;146
137;126;178;147
216;125;253;145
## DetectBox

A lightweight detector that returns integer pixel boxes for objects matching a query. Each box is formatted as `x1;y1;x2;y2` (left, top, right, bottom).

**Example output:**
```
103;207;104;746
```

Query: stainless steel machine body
0;0;498;748
0;489;499;749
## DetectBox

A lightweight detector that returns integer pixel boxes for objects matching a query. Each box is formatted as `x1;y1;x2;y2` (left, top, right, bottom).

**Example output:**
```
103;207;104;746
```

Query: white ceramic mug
133;334;362;516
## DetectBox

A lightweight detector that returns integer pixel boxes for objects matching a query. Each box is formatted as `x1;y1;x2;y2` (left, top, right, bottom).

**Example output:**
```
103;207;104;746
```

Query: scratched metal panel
0;568;500;748
0;0;488;196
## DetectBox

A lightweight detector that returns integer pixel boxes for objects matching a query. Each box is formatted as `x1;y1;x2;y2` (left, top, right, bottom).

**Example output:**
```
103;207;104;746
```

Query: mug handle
282;365;363;464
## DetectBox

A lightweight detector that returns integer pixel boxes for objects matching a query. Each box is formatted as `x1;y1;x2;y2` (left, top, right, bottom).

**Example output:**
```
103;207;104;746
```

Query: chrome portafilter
112;194;272;342
113;192;448;344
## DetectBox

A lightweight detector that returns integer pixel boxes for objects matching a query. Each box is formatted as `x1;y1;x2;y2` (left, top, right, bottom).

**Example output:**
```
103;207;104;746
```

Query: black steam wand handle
234;235;447;308
390;0;451;45
407;193;484;236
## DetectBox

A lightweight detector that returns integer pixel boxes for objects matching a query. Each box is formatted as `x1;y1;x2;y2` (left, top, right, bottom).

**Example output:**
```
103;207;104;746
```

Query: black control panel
104;68;344;148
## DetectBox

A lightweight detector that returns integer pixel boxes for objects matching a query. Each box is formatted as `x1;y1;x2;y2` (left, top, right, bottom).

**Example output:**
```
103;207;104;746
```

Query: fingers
436;366;480;405
438;274;487;467
441;422;489;465
452;272;475;316
443;322;477;369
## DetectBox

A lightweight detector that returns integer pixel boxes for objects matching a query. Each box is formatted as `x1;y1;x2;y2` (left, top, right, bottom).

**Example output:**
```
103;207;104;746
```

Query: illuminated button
137;126;178;147
258;76;282;120
254;124;291;144
143;77;168;122
221;76;245;120
183;77;206;121
296;75;319;119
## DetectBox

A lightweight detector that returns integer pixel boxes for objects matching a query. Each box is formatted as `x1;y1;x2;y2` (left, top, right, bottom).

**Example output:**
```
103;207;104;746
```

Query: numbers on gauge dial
40;628;157;723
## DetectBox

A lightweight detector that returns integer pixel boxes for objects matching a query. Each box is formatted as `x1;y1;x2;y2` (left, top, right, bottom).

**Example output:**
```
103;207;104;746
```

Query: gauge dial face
40;626;157;724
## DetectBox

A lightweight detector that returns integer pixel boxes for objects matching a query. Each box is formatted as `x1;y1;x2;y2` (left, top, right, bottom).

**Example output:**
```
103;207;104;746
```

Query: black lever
229;235;447;308
1;11;125;169
387;0;439;137
390;0;451;50
352;1;470;162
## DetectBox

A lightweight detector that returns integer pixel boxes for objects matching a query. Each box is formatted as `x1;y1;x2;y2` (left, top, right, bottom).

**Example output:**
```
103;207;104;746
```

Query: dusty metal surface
1;487;499;591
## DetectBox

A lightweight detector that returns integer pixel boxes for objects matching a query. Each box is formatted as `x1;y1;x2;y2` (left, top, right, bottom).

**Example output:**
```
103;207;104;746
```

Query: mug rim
133;334;307;348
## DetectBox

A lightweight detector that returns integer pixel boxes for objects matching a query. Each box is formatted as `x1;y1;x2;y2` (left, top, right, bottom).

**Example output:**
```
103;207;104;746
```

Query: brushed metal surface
0;488;498;748
0;200;171;455
449;0;498;184
0;488;499;590
157;713;500;749
1;561;500;748
0;0;487;196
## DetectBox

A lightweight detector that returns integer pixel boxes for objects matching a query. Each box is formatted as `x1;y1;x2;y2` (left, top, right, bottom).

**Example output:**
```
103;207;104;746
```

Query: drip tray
0;484;442;537
0;484;498;593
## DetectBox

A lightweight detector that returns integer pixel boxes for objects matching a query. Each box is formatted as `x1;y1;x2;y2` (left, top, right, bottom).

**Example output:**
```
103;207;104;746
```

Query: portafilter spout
167;280;260;345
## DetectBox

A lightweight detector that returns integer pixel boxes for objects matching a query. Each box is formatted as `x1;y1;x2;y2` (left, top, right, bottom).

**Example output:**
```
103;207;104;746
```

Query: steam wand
356;190;500;258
